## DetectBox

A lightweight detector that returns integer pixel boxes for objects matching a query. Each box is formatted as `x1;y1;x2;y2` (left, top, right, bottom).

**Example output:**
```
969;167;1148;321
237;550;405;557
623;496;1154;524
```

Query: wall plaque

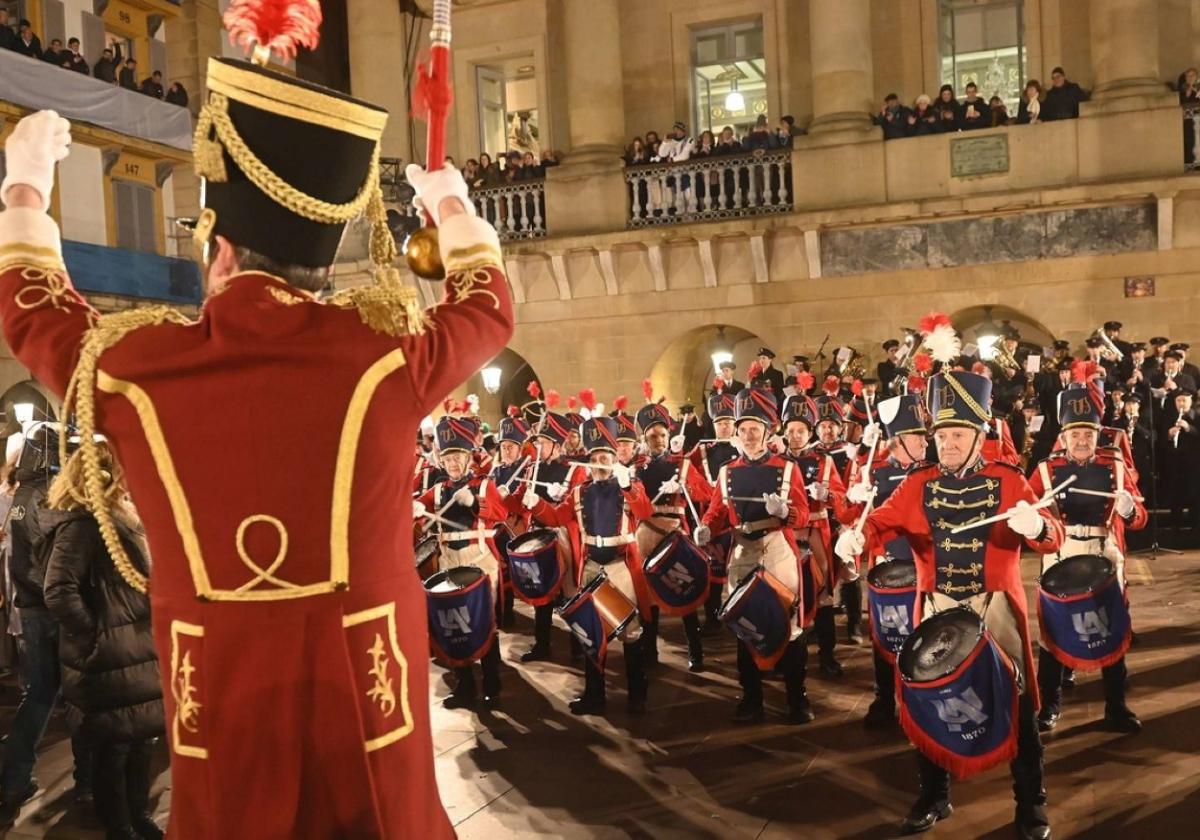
950;134;1010;178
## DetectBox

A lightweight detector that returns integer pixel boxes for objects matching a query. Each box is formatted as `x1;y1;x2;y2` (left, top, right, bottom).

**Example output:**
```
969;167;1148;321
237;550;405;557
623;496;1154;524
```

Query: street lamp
481;365;502;395
977;306;1000;361
13;403;34;426
711;326;733;376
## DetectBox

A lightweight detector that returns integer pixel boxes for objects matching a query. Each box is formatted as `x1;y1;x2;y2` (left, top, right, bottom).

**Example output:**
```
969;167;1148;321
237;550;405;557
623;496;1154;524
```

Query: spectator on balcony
517;151;543;180
657;121;695;162
64;38;89;75
119;57;138;90
0;8;16;52
935;84;961;132
41;38;64;67
714;125;743;155
542;149;560;169
463;158;482;189
1042;66;1086;120
1016;80;1042;124
1181;69;1199;166
959;82;989;130
166;81;188;107
94;44;121;84
906;94;939;136
140;70;165;99
773;116;797;149
645;130;662;160
744;114;779;154
624;137;649;165
875;93;910;140
13;19;42;59
989;95;1010;126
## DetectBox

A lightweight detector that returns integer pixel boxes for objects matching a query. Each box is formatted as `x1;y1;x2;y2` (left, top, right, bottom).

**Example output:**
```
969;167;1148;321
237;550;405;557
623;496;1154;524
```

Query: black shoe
847;630;865;645
900;798;953;834
819;656;844;677
626;694;647;714
1037;708;1060;733
1015;805;1052;840
864;698;896;729
1061;671;1076;693
786;695;816;725
73;786;94;806
0;783;38;829
481;693;501;711
133;814;165;840
520;646;551;663
569;694;607;716
442;692;476;710
688;653;705;673
732;697;765;724
1103;705;1142;733
501;610;516;629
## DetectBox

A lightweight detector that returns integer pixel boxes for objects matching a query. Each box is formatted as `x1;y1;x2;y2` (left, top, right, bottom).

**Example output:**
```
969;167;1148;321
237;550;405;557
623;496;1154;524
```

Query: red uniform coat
1027;451;1147;553
863;460;1064;709
0;208;512;839
982;417;1020;466
415;473;510;562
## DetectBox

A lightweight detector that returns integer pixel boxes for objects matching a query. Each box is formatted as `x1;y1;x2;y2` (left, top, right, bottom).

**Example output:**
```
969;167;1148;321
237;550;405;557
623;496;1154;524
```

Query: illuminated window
940;0;1025;111
692;19;766;137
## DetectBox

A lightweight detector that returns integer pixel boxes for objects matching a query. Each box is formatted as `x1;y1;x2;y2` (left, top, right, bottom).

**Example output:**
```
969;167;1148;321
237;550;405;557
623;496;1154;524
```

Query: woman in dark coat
42;444;163;840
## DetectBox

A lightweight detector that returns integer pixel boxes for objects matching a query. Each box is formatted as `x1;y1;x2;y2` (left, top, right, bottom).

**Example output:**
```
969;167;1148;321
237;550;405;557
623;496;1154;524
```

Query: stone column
805;0;876;140
348;0;411;161
544;0;628;235
1087;0;1170;103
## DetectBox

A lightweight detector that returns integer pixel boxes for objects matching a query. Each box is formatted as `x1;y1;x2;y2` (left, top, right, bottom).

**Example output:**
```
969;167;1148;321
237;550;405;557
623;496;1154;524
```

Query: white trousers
725;531;802;641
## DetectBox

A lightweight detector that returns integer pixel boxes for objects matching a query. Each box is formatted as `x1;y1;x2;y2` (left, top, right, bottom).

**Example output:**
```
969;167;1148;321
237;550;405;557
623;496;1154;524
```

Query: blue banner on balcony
64;241;203;306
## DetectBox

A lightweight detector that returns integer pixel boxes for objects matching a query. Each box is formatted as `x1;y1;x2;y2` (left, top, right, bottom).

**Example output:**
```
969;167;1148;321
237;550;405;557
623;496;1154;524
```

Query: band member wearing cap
0;6;513;832
713;360;744;396
780;395;857;680
517;405;583;662
634;396;712;671
1028;372;1145;734
523;417;654;715
1162;387;1200;530
813;380;857;482
414;439;449;496
836;316;1062;840
755;347;786;403
1146;335;1171;368
878;339;902;390
1170;342;1200;383
611;397;641;468
847;394;929;728
415;415;510;709
694;387;813;724
691;387;741;628
490;409;534;625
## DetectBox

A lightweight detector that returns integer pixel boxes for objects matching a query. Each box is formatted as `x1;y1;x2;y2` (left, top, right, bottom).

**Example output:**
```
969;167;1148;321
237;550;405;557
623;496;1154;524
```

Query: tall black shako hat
635;380;672;435
498;409;531;445
436;415;480;454
1057;362;1103;430
877;394;927;438
735;387;779;430
192;1;389;269
582;416;622;455
920;311;993;430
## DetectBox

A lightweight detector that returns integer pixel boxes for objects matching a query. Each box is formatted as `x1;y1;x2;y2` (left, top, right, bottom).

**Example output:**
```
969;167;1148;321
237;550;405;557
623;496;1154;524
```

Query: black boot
815;606;844;677
900;753;952;834
1035;648;1062;732
1101;658;1140;733
1012;694;1051;840
480;636;502;709
569;657;607;716
732;643;764;723
683;612;705;672
624;639;649;714
1061;666;1076;693
865;649;897;728
841;579;864;644
521;605;553;662
502;587;516;629
781;639;815;724
703;586;724;633
443;667;477;710
643;607;660;668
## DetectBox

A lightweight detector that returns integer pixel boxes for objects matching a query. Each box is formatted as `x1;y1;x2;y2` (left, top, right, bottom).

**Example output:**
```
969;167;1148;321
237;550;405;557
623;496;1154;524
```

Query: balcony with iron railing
624;150;793;227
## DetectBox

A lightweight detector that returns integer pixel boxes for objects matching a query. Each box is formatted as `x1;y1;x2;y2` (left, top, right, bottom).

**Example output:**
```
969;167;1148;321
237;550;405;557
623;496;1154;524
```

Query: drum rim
508;528;559;555
1037;553;1115;596
867;559;917;588
716;564;764;620
897;606;985;684
558;570;608;613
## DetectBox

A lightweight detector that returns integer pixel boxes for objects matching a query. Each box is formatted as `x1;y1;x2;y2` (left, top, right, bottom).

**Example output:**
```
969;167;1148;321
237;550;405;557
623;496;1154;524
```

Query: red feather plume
822;375;840;397
545;389;561;409
913;353;933;373
747;361;763;381
971;361;989;375
797;372;815;391
578;389;597;412
851;379;864;397
566;395;577;410
527;380;541;399
507;405;520;418
441;398;453;413
907;374;928;393
918;312;954;336
713;377;725;393
1072;360;1100;383
641;378;654;402
614;395;629;411
223;0;322;63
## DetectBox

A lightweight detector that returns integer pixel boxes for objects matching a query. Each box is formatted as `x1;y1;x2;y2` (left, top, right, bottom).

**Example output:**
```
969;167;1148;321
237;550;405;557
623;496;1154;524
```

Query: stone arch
451;347;540;427
0;380;59;438
648;323;771;412
950;305;1056;355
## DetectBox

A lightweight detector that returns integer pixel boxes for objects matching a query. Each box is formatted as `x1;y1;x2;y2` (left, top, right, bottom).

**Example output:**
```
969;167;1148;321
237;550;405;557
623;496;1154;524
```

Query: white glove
659;478;681;496
404;163;476;226
1007;501;1044;540
497;485;510;499
412;500;427;520
861;423;882;448
846;483;876;505
765;492;789;519
669;435;685;454
547;481;566;501
452;486;474;507
842;443;860;459
807;482;829;503
522;490;540;510
2;110;72;211
1114;489;1136;519
835;529;866;564
693;525;711;546
617;468;631;490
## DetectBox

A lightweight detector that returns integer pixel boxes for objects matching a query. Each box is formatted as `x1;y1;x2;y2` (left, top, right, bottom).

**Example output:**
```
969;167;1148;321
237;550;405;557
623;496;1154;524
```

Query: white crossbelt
438;529;494;542
583;534;636;548
1064;525;1107;539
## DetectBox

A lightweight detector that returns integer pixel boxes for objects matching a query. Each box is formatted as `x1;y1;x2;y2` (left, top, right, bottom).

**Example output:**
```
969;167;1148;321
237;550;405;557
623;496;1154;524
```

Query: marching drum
506;528;565;606
866;560;917;663
1038;554;1131;670
642;530;711;616
557;572;638;666
415;535;441;582
718;566;798;670
704;531;732;583
898;607;1019;779
424;566;496;666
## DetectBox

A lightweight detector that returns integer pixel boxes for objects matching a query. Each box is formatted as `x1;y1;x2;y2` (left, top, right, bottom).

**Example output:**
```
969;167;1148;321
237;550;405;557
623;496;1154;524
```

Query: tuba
1094;327;1124;362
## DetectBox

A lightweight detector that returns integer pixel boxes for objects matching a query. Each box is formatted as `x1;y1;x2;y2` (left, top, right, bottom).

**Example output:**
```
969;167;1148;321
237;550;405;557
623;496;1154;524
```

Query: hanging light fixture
711;326;734;376
724;80;744;113
13;403;34;426
481;365;502;395
977;306;1001;361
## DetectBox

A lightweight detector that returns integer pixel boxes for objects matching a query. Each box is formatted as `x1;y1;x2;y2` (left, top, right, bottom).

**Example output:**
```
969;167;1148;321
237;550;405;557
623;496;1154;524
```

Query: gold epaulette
63;306;194;594
325;270;429;338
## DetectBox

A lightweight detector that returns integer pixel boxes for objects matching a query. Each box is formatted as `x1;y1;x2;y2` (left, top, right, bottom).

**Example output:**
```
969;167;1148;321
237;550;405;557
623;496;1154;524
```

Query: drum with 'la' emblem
425;566;496;666
1037;554;1130;671
867;560;917;663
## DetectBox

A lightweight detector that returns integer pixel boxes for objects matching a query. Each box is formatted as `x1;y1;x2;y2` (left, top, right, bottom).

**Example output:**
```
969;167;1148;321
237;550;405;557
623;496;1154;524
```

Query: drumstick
1068;487;1145;502
852;484;876;536
417;509;478;532
948;474;1077;535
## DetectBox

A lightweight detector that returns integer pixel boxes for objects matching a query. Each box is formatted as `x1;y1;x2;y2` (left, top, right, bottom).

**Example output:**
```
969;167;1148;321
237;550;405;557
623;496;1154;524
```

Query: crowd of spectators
0;10;187;108
624;114;800;166
458;148;560;192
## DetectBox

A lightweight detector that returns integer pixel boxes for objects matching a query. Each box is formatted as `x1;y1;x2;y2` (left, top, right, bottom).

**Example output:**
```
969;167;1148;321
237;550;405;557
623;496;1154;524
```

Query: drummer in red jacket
694;386;813;724
523;416;654;715
1028;372;1145;734
415;414;511;710
836;316;1062;840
